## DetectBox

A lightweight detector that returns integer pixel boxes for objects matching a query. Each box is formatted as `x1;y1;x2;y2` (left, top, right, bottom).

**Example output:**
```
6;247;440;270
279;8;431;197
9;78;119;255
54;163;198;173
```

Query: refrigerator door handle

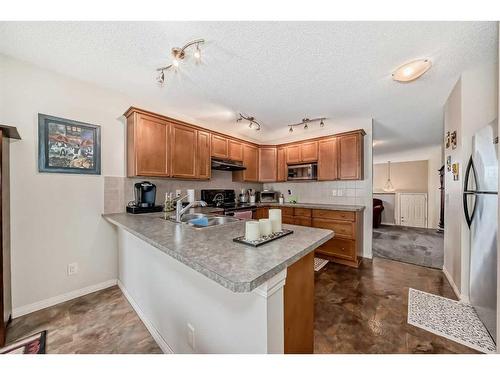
463;156;477;228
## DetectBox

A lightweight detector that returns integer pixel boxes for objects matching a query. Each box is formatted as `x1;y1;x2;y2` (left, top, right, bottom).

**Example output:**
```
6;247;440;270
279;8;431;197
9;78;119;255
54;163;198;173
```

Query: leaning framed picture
38;113;101;175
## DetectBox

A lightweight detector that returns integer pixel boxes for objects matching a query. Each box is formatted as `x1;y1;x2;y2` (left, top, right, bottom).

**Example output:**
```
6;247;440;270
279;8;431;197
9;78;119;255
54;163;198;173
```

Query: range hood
211;158;246;171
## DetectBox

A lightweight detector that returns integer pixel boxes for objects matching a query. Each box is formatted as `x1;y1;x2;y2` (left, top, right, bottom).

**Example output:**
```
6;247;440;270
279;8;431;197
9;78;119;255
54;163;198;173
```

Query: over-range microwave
287;163;318;181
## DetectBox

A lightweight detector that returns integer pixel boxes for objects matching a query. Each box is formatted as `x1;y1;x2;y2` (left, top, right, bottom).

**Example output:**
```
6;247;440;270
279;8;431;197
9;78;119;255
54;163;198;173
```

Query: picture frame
38;113;101;175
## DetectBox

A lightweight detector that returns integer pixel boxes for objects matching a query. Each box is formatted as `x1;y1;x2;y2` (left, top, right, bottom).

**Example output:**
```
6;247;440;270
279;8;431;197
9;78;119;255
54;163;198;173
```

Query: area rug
0;331;47;354
407;288;496;353
314;257;329;272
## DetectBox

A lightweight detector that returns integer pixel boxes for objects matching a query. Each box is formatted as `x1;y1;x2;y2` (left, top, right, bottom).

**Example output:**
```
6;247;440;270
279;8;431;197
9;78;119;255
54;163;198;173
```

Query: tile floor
5;286;161;354
314;257;477;353
5;257;477;354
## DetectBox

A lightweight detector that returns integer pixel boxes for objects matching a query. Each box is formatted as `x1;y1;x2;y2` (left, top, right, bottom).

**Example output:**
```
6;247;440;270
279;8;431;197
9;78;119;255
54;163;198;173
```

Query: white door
398;193;427;228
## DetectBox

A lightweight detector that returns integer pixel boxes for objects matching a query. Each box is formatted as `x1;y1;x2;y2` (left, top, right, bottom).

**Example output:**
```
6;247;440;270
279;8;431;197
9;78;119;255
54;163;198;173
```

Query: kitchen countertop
255;202;365;211
103;211;333;293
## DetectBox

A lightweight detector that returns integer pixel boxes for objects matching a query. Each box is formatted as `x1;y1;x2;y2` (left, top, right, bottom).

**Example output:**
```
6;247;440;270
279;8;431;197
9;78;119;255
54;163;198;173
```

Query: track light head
289;126;293;133
320;119;325;127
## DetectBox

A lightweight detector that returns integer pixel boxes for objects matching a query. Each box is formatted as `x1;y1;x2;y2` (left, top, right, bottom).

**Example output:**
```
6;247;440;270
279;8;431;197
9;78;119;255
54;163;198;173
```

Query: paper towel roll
187;189;195;203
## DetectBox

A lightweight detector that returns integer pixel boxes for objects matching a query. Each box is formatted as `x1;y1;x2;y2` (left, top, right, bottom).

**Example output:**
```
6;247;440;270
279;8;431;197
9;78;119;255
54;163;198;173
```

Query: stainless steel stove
200;189;256;215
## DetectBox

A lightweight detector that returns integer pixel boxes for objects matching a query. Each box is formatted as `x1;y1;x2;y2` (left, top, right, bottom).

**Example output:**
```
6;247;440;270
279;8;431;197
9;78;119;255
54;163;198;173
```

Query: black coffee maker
126;181;163;214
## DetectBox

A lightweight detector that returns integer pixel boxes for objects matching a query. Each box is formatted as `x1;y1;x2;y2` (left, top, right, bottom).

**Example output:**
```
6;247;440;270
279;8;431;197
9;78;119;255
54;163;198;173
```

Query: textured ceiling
0;21;497;153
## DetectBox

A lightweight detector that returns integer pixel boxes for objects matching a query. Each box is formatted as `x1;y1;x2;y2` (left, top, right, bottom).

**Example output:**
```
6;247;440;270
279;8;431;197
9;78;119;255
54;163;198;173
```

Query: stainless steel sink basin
188;215;240;229
169;213;207;223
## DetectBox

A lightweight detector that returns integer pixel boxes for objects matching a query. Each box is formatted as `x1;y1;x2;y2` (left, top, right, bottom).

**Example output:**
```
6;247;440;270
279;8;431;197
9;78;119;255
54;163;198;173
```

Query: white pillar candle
245;221;261;241
269;209;282;233
258;219;272;237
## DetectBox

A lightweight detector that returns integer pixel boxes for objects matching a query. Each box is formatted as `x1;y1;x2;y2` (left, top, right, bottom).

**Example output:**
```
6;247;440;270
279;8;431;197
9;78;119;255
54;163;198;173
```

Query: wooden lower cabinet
312;210;363;267
266;206;363;268
253;207;269;220
284;252;314;354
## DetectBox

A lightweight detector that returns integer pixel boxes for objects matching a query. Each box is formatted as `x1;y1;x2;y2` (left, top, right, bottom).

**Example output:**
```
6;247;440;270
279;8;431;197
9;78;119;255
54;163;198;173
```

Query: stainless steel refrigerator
463;120;498;343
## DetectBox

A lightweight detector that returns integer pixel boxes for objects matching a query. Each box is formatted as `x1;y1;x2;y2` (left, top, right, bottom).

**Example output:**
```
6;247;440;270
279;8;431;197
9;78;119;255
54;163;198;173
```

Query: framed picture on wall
38;113;101;174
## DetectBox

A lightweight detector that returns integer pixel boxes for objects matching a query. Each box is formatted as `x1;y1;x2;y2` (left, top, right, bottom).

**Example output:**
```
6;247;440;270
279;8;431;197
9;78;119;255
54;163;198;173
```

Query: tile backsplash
263;180;371;206
104;170;262;214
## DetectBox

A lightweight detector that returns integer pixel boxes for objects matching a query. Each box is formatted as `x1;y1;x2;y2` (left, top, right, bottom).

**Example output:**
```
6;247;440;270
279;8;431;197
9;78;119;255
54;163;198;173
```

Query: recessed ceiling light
392;59;432;82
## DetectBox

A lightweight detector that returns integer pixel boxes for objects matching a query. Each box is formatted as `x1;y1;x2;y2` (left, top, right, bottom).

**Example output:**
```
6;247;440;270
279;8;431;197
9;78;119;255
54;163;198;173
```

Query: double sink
169;213;241;229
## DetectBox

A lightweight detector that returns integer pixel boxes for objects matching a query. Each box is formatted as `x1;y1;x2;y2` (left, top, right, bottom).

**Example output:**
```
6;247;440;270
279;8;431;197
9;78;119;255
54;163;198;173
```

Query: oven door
287;163;317;180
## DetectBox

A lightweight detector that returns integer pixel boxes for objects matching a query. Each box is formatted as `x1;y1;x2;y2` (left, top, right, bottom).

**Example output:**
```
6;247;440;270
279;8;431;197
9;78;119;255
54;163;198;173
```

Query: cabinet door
228;139;243;161
299;141;318;162
170;123;197;178
133;114;169;177
338;133;363;180
282;215;295;225
211;134;228;159
253;207;269;220
293;217;312;227
258;147;277;182
318;137;338;181
277;147;287;181
196;130;211;179
286;145;301;164
242;144;259;182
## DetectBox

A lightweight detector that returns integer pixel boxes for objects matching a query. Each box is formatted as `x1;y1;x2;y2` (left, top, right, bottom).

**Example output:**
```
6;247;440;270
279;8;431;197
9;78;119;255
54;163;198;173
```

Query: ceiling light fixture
392;59;432;82
383;161;395;192
237;113;261;131
156;38;205;86
287;117;327;132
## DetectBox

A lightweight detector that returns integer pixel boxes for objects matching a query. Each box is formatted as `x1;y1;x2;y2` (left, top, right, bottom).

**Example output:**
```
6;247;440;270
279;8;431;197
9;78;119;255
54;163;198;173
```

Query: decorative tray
233;229;294;247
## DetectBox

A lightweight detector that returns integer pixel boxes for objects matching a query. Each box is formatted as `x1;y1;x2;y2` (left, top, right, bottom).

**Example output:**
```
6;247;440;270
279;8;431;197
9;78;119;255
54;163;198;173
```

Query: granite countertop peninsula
103;211;333;293
256;202;365;211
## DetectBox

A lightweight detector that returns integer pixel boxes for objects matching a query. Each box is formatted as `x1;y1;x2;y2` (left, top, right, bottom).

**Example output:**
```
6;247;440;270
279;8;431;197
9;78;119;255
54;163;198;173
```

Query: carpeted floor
372;225;444;269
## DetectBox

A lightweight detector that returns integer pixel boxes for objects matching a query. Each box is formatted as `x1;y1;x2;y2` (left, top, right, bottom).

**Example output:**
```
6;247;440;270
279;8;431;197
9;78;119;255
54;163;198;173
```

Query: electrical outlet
176;189;182;198
337;189;344;197
67;262;78;276
332;189;337;197
187;323;195;350
287;189;293;195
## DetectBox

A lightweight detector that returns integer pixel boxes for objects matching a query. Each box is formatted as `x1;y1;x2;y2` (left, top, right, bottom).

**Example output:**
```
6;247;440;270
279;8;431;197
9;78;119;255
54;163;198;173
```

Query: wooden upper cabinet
338;133;364;180
196;130;211;179
228;140;243;161
300;141;318;162
234;144;259;182
286;145;301;164
127;112;169;177
318;137;338;181
259;147;277;182
277;147;287;182
211;134;228;159
170;123;197;179
286;141;318;164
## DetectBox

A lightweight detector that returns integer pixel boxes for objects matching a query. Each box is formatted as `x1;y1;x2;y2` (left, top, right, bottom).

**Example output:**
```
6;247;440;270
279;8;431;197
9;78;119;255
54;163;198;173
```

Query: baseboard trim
442;267;462;301
12;279;117;318
117;280;173;354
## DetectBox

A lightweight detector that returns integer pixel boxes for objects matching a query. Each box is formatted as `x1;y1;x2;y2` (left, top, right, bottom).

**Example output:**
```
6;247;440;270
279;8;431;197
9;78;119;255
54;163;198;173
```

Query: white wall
0;54;163;311
118;228;285;353
264;120;373;258
443;62;498;301
373;145;443;229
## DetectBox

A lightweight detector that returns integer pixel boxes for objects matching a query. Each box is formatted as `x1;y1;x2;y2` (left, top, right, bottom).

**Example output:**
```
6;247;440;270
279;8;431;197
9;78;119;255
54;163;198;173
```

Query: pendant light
383;161;395;192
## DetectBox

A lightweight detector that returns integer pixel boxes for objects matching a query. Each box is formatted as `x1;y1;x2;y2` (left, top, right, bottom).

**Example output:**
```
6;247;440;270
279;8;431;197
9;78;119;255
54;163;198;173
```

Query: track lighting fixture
156;38;205;86
237;113;261;131
287;117;327;132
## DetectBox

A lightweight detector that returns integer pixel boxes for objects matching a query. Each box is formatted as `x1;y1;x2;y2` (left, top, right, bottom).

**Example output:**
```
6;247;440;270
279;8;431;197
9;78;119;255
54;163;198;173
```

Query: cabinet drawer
281;207;294;216
312;218;355;239
282;215;295;225
312;209;355;221
294;208;311;217
293;217;312;227
316;238;356;261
